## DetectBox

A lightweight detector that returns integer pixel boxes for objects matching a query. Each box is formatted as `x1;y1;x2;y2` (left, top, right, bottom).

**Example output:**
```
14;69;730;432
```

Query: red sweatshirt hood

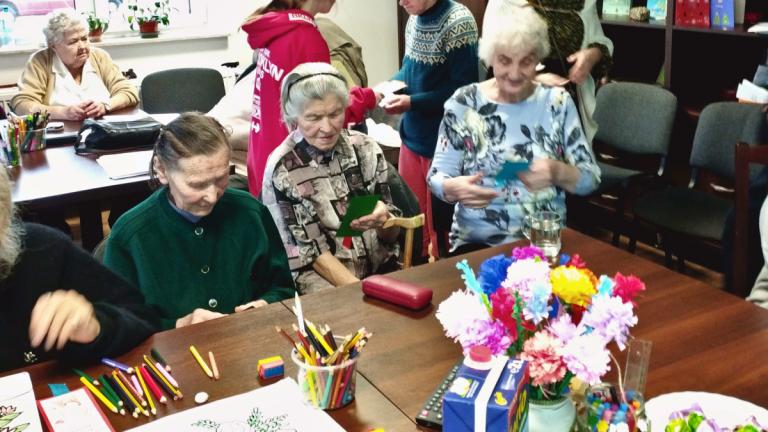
241;9;317;50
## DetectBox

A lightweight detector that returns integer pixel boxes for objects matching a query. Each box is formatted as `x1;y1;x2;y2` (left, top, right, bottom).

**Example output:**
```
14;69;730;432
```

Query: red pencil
139;365;168;404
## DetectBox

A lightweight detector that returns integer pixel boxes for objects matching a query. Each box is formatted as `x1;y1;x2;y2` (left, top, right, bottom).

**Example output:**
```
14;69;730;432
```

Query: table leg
79;202;104;251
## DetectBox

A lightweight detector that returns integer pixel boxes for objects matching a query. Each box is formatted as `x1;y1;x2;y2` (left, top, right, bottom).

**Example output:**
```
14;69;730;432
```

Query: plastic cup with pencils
290;336;358;410
21;128;46;153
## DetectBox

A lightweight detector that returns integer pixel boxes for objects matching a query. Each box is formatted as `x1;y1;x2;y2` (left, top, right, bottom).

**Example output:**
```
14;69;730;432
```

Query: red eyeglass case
361;274;433;310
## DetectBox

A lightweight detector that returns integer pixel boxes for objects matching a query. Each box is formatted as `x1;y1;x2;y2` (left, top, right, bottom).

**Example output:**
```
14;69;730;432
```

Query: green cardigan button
194;227;204;236
201;265;210;274
208;298;218;308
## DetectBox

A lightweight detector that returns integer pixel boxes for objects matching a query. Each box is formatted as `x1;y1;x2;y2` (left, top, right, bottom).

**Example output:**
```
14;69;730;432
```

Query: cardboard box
443;357;529;432
676;0;711;27
711;0;735;29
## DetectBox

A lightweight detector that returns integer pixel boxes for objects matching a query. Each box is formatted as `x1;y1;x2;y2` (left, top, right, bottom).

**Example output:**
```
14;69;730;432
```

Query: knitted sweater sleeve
252;204;297;303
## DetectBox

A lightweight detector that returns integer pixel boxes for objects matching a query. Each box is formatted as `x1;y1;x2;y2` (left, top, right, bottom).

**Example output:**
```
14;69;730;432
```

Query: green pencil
98;374;123;408
72;368;99;386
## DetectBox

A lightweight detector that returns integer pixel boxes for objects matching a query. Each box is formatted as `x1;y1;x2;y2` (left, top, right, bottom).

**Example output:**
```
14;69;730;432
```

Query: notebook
0;372;43;432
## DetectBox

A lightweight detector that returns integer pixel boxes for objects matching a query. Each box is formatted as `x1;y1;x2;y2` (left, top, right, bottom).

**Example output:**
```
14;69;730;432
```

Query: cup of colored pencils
6;112;49;154
282;323;371;410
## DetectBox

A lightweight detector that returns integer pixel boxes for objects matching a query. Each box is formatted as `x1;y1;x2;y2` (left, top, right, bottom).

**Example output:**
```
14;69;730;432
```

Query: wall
0;0;400;90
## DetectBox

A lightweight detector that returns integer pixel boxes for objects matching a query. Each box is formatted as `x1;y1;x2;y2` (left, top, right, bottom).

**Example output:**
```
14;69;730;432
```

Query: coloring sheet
0;371;43;432
125;379;345;432
37;388;114;432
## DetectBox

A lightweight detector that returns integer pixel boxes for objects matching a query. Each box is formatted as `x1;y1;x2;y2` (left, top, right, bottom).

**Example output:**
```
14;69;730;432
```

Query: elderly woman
104;113;295;330
10;8;138;120
262;63;401;294
483;0;613;142
428;7;600;255
0;169;156;372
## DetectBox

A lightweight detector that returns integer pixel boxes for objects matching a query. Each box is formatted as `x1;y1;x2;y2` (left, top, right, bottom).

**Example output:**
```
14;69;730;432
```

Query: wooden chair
384;214;425;269
733;142;768;298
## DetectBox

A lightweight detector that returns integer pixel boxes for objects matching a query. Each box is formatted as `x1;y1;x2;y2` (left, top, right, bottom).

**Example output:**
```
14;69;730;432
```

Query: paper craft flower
435;245;644;400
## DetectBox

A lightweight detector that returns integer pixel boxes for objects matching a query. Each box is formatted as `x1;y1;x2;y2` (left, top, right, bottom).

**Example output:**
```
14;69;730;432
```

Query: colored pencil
150;347;171;372
155;362;179;388
112;371;145;417
135;365;156;415
189;345;214;379
107;374;138;418
72;368;99;386
117;369;147;408
98;374;124;409
274;326;296;345
144;356;182;399
306;321;333;356
80;376;118;414
208;351;220;380
130;375;143;397
101;358;133;374
139;365;167;404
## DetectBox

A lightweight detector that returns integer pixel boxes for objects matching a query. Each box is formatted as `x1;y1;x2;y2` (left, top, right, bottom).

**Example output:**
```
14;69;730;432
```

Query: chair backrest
140;68;226;114
386;161;424;264
593;82;678;157
690;102;766;180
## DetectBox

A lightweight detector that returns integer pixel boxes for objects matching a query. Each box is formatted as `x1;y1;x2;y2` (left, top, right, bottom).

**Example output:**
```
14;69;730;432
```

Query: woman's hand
535;73;570;87
383;94;412;114
518;159;582;193
234;300;268;312
175;308;226;328
81;100;107;119
567;47;602;85
29;290;101;351
443;173;499;208
58;104;88;121
350;200;390;232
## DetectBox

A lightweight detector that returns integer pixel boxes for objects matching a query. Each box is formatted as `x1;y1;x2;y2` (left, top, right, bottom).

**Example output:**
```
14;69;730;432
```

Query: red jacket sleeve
345;86;376;125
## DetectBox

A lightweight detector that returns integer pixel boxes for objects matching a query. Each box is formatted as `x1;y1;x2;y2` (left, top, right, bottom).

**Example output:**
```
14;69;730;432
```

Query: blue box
443;357;529;432
711;0;735;29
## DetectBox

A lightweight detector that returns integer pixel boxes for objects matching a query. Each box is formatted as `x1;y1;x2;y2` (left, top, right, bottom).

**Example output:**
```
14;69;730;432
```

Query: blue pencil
101;357;134;374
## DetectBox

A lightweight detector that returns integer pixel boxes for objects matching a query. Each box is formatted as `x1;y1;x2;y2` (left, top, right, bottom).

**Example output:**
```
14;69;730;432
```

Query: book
37;387;115;432
712;0;735;29
0;372;43;432
647;0;668;20
602;0;631;16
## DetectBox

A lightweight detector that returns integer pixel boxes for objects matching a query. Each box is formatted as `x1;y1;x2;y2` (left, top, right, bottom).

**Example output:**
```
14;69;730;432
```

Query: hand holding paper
336;194;380;237
350;200;390;232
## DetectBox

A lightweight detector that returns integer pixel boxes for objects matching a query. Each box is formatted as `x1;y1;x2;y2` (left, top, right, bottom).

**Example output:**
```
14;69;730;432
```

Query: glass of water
522;211;562;262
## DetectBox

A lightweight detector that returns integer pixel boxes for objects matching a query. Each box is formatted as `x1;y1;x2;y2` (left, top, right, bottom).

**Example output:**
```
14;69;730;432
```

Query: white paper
374;80;407;108
0;372;43;432
646;391;768;429
150;113;181;126
97;150;153;180
37;388;113;432
125;379;344;432
748;22;768;33
365;119;401;148
736;79;768;104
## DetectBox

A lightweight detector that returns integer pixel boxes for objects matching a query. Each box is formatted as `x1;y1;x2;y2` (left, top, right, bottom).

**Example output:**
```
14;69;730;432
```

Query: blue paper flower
478;254;513;296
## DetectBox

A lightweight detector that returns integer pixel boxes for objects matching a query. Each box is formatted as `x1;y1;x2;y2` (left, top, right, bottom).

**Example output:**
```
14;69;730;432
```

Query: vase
138;20;159;38
528;396;576;432
88;29;103;42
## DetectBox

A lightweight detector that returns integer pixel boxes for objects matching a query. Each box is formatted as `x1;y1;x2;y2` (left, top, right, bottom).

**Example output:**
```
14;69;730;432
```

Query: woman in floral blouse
428;6;601;255
262;63;401;294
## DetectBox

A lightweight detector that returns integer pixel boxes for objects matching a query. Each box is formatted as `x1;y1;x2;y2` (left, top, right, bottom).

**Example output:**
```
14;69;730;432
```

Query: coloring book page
125;379;345;432
0;371;43;432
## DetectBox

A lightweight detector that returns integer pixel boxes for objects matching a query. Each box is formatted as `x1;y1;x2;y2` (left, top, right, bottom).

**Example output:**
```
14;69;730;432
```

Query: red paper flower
613;272;646;305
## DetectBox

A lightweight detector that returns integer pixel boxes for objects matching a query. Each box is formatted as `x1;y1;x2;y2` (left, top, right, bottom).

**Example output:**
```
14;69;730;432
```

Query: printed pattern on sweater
404;4;478;65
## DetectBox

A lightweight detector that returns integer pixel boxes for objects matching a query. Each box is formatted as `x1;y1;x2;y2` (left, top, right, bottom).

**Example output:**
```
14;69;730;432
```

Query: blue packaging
443;357;529;432
711;0;735;29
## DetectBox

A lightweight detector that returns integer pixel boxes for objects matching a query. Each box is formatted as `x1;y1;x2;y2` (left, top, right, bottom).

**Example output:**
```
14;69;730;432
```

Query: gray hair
280;62;349;130
0;169;23;280
479;5;550;65
43;8;88;47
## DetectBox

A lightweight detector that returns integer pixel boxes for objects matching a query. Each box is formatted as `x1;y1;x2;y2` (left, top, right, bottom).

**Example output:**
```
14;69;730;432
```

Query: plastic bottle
0;7;15;46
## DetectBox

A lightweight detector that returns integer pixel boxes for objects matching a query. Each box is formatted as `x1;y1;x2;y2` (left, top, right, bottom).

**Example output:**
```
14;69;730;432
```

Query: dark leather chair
140;68;225;114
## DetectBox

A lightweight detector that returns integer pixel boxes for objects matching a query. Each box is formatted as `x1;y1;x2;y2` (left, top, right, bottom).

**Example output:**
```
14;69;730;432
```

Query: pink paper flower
458;318;512;355
580;295;637;350
613;272;646;305
561;333;611;385
520;331;567;386
501;259;551;303
436;290;488;340
512;246;546;261
548;313;579;344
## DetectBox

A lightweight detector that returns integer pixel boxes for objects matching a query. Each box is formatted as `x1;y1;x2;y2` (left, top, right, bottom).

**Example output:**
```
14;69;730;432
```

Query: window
1;0;209;48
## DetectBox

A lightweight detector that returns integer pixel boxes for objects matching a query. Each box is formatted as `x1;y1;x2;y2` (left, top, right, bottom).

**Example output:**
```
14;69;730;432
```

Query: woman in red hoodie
242;0;379;197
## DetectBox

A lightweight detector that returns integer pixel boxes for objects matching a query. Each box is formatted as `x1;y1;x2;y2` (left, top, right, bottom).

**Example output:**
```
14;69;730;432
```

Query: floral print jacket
428;83;601;251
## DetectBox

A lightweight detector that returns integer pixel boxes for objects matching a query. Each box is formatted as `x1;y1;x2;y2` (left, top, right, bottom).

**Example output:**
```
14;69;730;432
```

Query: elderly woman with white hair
11;8;138;120
263;62;401;294
427;7;601;255
0;168;157;372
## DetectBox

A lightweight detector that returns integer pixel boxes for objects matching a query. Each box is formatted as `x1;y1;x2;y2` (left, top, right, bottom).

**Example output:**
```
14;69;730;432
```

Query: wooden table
285;229;768;420
14;301;414;431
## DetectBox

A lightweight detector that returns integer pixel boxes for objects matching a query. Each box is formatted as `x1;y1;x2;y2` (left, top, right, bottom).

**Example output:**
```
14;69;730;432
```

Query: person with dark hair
104;112;295;330
241;0;380;198
262;63;401;294
0;168;156;372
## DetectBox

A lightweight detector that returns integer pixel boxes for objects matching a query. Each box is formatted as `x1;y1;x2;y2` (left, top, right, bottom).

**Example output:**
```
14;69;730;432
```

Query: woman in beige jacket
11;9;138;121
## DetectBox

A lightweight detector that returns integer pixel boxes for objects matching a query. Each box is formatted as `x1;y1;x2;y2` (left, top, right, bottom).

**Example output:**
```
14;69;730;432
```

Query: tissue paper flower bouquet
436;246;646;430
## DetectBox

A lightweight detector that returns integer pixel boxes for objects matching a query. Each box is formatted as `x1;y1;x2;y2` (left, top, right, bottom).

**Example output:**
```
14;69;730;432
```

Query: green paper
336;194;380;237
496;161;530;182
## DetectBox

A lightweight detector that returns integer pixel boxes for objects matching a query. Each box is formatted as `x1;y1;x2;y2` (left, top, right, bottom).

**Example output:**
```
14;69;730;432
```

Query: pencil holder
21;128;46;153
290;340;358;410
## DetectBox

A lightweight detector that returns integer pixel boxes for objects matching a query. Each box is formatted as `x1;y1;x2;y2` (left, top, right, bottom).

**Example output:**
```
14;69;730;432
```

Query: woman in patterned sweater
428;7;601;255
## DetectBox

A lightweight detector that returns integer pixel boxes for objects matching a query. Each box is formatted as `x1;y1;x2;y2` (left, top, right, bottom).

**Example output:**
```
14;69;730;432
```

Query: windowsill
0;27;231;56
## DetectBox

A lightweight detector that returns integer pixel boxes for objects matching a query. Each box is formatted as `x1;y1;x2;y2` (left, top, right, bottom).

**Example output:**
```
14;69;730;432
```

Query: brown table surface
284;228;768;419
8;301;414;432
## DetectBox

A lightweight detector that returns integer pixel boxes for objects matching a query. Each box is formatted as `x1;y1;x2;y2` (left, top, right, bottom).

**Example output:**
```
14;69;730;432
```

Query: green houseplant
85;12;108;43
126;0;171;38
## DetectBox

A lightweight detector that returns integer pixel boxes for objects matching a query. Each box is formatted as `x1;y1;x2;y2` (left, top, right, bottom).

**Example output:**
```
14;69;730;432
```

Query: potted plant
126;0;171;39
85;12;108;43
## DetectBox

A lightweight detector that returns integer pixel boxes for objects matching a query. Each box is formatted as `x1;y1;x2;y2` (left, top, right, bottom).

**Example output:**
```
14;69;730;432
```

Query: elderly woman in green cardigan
104;113;295;329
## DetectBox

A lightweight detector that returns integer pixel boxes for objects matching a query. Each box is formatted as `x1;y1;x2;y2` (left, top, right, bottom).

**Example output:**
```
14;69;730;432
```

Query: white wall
0;0;400;89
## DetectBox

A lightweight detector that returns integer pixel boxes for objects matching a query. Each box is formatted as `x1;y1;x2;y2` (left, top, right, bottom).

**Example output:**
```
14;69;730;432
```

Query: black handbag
75;118;162;155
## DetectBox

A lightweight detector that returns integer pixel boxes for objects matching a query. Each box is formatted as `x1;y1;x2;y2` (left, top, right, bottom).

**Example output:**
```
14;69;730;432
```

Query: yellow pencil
143;355;182;399
208;351;220;380
112;371;145;417
80;376;118;414
306;321;333;356
189;345;213;378
135;365;156;415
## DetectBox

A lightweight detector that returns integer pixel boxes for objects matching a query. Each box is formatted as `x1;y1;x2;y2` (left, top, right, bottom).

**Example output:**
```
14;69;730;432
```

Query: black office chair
140;68;225;114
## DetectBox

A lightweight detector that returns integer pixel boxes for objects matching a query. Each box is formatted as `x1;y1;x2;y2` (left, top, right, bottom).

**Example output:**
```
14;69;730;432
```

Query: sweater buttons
208;298;218;309
194;227;204;236
201;265;210;274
